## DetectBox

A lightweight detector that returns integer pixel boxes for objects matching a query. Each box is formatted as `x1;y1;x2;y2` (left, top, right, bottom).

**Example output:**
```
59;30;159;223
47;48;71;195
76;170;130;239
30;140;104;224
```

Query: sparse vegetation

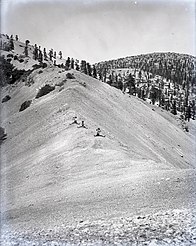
19;100;32;112
66;73;75;79
42;63;47;68
7;54;14;58
2;95;11;103
6;58;12;63
35;84;55;98
32;64;42;70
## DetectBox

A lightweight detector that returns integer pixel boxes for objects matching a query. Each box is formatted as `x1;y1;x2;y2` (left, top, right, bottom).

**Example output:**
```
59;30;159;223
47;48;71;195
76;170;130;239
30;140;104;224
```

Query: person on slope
77;121;88;129
70;116;80;125
94;128;105;137
0;127;7;142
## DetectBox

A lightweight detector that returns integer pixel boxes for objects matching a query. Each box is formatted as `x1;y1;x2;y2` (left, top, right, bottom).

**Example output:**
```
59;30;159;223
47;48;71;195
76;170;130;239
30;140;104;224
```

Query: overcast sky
1;0;195;63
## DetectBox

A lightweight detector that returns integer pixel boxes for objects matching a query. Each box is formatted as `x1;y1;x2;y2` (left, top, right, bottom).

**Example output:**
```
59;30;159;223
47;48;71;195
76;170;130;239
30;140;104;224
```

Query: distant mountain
95;52;195;87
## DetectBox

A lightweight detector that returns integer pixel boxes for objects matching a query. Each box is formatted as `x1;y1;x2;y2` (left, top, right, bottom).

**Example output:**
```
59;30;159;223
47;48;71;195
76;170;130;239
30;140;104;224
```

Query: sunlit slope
1;66;195;171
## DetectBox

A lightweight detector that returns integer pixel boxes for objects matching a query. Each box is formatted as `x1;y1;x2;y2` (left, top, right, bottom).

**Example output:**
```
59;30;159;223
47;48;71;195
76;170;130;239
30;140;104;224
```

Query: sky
1;0;195;63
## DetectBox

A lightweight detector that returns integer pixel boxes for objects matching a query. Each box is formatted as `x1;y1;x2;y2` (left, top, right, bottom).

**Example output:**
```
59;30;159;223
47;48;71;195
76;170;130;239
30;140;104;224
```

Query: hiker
77;120;88;129
0;127;7;142
70;116;79;125
94;128;105;137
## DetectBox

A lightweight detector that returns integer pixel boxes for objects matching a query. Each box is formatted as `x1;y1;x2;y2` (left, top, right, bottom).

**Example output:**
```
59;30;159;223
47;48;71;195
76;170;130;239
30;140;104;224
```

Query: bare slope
1;65;196;230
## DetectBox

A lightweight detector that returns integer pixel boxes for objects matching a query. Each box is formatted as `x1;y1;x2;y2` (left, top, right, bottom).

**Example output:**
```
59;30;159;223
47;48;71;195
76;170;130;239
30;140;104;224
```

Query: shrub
19;100;32;112
32;64;42;70
14;55;18;60
7;54;14;58
11;69;26;84
19;59;24;63
7;58;12;63
35;84;55;98
66;73;75;79
2;95;11;103
42;63;47;68
38;70;43;74
0;56;14;86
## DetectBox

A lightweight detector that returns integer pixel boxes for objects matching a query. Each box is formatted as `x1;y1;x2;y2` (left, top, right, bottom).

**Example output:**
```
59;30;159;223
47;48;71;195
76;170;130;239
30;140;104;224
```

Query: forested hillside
95;53;196;125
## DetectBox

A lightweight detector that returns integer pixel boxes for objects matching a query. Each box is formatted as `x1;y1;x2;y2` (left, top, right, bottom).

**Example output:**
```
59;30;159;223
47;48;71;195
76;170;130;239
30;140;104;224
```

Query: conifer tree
126;73;135;95
9;36;14;50
86;63;92;76
66;57;71;70
54;51;56;59
75;63;80;71
92;65;97;78
43;48;47;60
33;44;38;60
71;58;74;69
25;40;30;46
24;45;28;57
15;35;18;41
171;100;177;115
48;49;53;61
38;50;43;63
59;51;62;59
80;60;87;74
75;59;80;71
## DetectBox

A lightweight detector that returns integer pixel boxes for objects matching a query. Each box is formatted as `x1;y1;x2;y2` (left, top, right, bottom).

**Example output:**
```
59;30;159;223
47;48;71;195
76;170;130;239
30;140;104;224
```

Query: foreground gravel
1;209;196;246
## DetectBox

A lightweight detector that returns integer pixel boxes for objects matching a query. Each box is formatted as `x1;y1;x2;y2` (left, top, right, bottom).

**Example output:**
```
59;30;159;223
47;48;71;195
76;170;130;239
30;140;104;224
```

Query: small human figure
70;116;80;125
77;121;88;129
94;128;105;137
0;127;7;142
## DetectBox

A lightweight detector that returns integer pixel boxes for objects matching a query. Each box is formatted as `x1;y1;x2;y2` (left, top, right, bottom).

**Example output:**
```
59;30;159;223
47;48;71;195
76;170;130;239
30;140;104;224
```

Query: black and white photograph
0;0;196;245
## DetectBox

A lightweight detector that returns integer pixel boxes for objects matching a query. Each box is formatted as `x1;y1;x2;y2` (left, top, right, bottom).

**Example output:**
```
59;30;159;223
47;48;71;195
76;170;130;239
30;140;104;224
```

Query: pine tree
43;48;47;60
9;36;14;50
191;100;195;120
15;35;18;41
33;44;38;60
48;49;53;61
25;40;30;46
59;51;62;59
71;58;74;69
126;73;135;95
66;57;71;70
92;65;97;78
24;46;28;57
75;63;80;71
38;50;43;63
80;60;87;74
86;63;92;76
75;59;80;71
171;100;177;115
54;51;56;59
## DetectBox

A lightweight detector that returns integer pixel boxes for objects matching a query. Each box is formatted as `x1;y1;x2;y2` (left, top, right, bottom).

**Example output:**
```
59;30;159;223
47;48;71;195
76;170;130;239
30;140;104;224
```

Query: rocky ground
1;209;196;246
